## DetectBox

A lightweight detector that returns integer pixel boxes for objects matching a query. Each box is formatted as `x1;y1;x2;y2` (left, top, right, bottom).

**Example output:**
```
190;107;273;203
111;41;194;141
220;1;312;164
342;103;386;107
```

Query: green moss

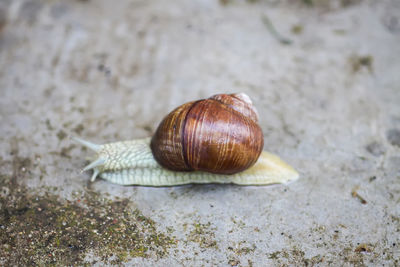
45;119;54;131
60;145;76;159
73;124;85;135
0;180;176;265
230;217;246;229
333;29;347;35
230;241;256;256
268;247;322;265
236;244;256;255
219;0;260;5
267;239;395;266
303;0;313;6
269;251;281;260
228;258;240;266
186;222;218;249
56;130;67;141
291;24;303;34
349;54;374;73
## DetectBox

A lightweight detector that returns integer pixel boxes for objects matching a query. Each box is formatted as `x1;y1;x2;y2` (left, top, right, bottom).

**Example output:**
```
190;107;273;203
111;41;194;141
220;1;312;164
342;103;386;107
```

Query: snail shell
150;93;264;174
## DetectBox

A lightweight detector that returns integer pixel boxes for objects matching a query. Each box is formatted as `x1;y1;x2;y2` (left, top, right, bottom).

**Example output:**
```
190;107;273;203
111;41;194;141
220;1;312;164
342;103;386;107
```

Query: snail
74;93;299;186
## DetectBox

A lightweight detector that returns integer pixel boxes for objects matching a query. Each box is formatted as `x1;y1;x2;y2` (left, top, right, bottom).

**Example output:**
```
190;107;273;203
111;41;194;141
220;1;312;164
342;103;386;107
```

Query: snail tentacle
91;168;100;182
73;137;101;152
82;158;106;172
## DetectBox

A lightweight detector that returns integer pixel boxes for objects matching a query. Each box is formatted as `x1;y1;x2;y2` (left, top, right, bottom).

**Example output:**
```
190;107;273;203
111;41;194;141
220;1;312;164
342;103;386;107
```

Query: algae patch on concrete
0;176;176;265
186;221;218;249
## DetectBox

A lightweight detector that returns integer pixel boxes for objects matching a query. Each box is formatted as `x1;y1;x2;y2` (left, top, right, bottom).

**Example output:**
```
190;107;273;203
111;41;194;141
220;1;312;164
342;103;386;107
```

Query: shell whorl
210;93;259;123
150;93;264;175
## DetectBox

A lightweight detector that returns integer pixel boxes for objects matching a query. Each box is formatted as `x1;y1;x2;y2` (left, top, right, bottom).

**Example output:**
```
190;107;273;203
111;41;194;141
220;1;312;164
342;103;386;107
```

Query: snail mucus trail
74;93;299;186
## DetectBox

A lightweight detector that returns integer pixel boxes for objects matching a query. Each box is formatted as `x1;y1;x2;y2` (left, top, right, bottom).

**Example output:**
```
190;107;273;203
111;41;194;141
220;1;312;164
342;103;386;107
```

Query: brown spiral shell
150;93;264;174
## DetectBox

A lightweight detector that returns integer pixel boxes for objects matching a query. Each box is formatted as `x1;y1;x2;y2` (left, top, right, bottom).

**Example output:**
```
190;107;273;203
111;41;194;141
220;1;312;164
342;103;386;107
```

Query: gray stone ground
1;0;400;265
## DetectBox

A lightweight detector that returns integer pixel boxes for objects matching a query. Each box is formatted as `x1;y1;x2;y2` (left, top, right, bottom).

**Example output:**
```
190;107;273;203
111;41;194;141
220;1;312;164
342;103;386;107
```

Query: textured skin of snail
74;137;299;186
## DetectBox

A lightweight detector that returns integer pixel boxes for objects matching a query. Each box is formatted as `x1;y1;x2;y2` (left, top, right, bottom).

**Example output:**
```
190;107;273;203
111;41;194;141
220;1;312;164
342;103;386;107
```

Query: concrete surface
0;0;399;265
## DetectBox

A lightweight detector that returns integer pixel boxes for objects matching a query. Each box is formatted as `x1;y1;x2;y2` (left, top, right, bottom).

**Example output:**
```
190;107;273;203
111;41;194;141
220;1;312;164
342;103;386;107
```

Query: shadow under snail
74;93;299;186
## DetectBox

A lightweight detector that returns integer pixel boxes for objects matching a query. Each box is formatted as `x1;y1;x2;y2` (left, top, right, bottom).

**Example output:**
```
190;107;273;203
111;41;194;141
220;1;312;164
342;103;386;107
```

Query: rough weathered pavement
0;0;399;265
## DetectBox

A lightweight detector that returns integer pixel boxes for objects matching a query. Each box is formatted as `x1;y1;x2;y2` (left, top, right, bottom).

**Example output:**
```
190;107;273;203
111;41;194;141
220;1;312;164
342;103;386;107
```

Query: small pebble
365;141;385;156
387;129;400;147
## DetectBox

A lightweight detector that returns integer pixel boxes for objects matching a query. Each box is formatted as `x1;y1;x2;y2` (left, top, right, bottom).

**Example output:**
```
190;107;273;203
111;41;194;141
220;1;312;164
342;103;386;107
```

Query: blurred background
0;0;399;265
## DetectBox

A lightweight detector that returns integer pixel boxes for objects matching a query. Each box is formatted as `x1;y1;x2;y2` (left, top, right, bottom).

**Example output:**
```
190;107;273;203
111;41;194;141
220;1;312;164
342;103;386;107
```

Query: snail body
75;93;299;186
